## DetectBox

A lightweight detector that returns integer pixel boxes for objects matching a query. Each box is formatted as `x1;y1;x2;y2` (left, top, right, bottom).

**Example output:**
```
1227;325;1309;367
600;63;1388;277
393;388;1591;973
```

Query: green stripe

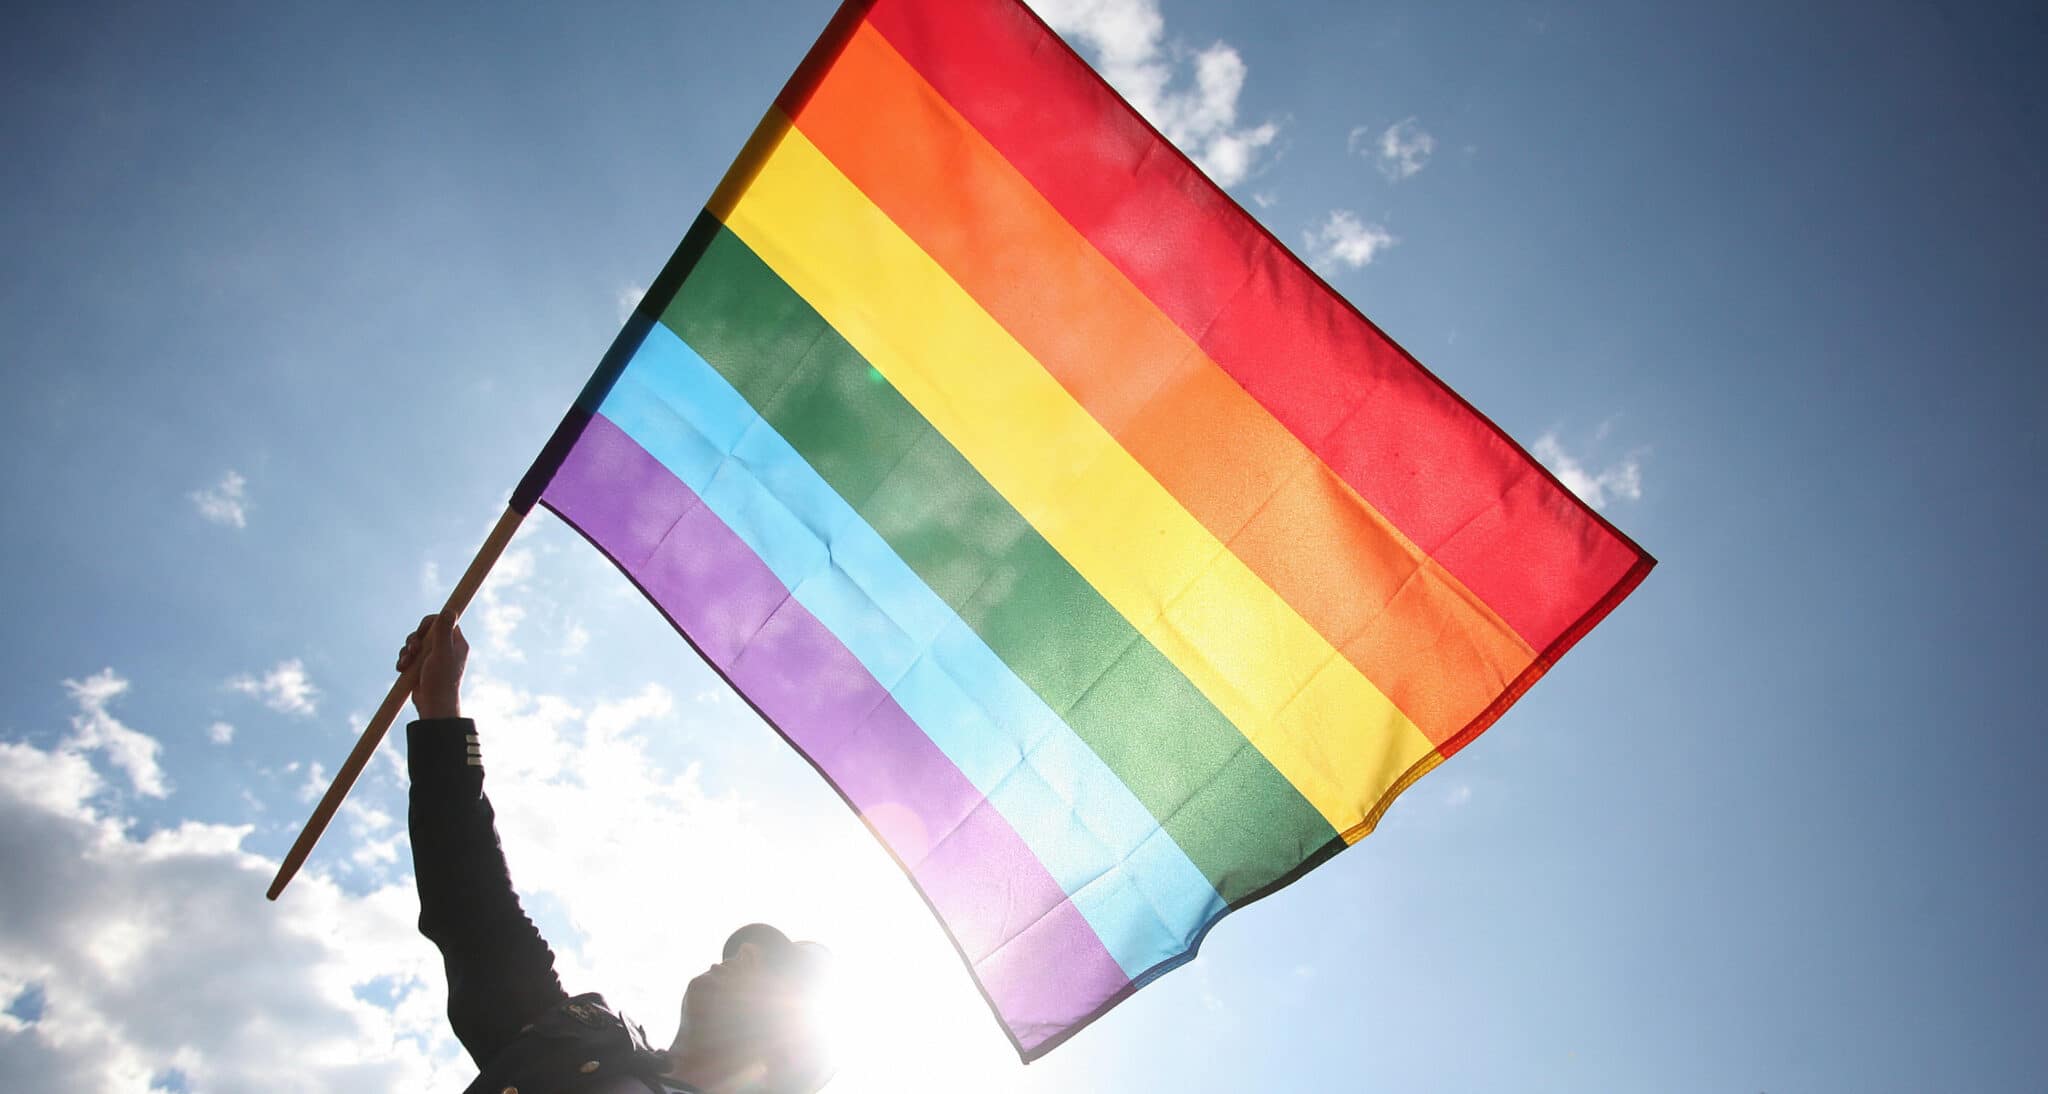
660;221;1337;901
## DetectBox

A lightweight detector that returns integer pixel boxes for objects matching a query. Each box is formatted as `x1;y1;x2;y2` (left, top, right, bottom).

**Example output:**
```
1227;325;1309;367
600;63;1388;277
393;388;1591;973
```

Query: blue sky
2;0;2043;1090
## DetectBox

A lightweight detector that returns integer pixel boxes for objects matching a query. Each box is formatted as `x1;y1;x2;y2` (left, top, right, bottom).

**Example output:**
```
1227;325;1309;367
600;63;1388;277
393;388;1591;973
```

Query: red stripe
860;0;1650;650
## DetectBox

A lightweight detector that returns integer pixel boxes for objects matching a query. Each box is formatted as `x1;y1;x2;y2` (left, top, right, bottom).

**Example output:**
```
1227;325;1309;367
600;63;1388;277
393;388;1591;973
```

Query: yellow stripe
711;115;1437;835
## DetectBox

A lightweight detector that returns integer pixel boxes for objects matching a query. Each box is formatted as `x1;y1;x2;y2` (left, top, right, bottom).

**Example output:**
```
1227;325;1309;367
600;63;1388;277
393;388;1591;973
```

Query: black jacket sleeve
407;717;569;1066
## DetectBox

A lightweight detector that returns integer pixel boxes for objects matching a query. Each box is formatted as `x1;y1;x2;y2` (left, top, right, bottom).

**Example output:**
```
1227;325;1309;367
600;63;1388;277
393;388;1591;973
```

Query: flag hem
1341;549;1659;846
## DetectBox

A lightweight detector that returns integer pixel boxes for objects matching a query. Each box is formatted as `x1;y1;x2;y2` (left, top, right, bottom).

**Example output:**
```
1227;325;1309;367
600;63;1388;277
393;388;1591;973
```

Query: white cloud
0;737;466;1092
344;801;404;870
475;546;538;662
481;600;527;661
1445;783;1473;807
189;470;250;529
1352;117;1435;180
559;622;591;657
616;284;646;323
206;721;235;745
1251;190;1278;209
690;684;744;711
298;761;329;804
0;741;103;821
228;659;321;717
1533;432;1646;510
1302;210;1397;271
1028;0;1279;186
61;670;167;799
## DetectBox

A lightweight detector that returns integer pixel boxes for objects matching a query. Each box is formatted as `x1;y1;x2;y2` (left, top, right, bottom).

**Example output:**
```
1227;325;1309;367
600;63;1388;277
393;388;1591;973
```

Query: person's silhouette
400;614;835;1093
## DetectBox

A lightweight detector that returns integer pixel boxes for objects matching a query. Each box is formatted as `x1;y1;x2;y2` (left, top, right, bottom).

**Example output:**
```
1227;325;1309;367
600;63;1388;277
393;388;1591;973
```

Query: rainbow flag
511;0;1652;1059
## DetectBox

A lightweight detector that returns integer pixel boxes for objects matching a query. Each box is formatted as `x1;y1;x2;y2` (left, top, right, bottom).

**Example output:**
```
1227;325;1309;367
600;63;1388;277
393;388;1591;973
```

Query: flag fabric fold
514;0;1653;1059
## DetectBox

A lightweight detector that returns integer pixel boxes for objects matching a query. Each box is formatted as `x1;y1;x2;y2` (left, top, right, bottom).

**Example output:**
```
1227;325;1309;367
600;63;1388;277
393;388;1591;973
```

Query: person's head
670;923;835;1094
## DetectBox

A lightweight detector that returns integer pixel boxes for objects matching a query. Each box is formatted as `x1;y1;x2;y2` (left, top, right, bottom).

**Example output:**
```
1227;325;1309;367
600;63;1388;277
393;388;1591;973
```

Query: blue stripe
596;323;1224;978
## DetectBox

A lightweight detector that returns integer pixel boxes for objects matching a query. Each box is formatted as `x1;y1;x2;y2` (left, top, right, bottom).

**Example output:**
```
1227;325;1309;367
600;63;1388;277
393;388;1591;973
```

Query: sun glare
808;880;1029;1094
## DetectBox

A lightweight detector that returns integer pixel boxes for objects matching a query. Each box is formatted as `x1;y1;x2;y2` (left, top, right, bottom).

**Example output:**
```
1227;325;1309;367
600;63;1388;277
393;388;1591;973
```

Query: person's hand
397;614;469;720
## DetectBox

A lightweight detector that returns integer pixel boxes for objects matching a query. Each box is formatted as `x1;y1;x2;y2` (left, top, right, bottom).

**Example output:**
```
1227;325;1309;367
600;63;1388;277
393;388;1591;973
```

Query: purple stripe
541;412;1128;1046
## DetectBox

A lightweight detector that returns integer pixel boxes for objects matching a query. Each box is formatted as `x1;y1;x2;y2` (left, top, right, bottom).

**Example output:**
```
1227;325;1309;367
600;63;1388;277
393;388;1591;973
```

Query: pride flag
511;0;1653;1059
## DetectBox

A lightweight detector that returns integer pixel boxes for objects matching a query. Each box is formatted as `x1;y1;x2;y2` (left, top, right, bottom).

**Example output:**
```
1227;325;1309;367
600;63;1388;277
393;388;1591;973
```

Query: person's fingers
399;615;439;674
450;624;468;656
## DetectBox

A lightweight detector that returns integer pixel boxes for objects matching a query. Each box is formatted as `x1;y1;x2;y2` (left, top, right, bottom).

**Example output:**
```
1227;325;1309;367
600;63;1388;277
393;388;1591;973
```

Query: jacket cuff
407;717;483;790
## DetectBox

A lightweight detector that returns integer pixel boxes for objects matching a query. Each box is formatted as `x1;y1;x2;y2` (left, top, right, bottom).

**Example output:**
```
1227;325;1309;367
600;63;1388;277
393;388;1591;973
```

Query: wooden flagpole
266;505;528;900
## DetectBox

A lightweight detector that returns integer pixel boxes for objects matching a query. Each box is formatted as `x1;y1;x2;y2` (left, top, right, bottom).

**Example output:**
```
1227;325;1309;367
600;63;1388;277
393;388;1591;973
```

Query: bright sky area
2;0;2043;1090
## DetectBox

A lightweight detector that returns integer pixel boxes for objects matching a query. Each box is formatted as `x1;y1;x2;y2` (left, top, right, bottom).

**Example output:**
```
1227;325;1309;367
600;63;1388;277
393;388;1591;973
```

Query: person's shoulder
523;992;656;1046
468;993;674;1093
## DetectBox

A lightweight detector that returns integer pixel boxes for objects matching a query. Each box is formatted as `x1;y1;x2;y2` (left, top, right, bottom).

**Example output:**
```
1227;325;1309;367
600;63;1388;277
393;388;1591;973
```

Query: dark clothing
408;718;697;1094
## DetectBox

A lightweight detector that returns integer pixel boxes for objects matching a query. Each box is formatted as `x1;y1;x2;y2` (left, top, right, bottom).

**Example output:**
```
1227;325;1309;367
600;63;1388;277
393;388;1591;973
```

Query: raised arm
400;615;567;1065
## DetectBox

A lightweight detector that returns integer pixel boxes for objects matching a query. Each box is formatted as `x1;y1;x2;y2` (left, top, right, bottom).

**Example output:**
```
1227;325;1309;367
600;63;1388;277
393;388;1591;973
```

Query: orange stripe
793;23;1535;748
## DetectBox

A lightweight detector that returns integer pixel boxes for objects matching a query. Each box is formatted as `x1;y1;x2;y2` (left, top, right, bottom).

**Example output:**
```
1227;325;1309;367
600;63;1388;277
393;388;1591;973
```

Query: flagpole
265;505;527;900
